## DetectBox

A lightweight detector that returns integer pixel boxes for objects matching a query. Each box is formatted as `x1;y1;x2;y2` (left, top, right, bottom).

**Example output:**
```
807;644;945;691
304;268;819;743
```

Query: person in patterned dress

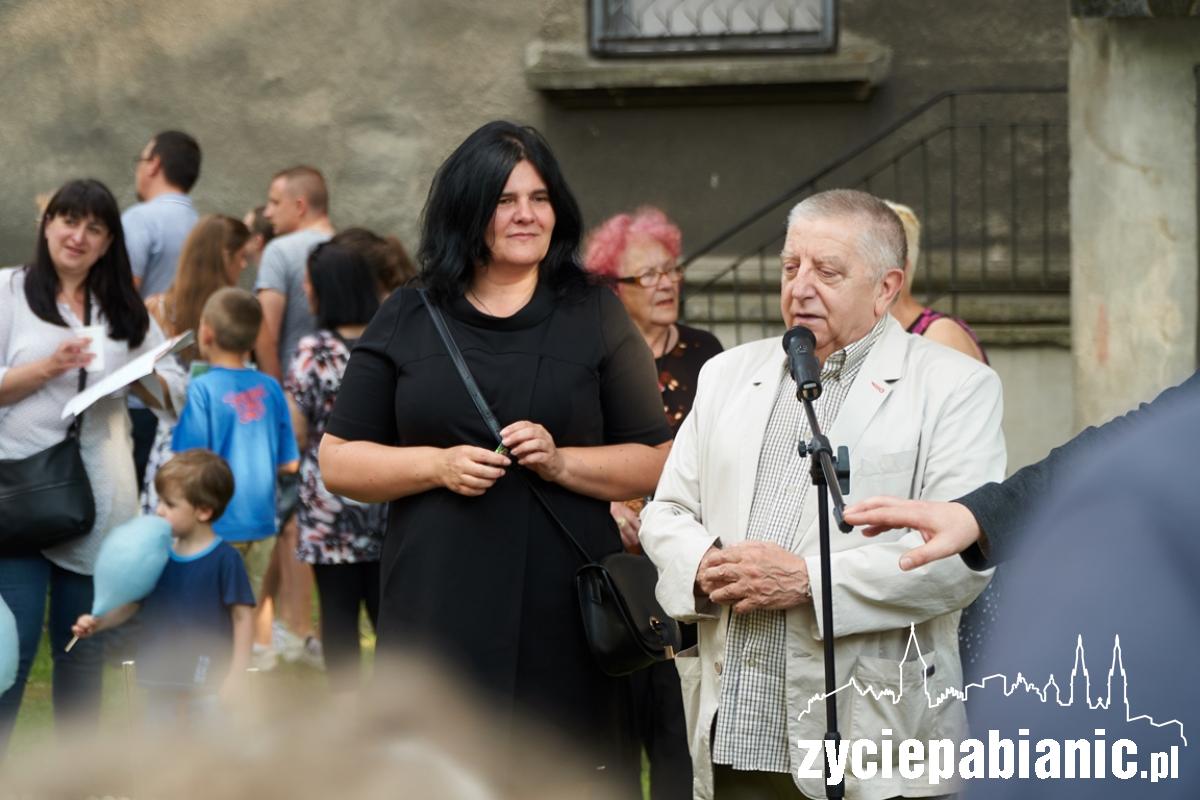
284;242;386;693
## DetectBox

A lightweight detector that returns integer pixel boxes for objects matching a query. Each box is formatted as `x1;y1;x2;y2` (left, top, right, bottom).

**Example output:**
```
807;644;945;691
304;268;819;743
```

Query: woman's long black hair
307;242;380;330
417;121;588;305
25;178;149;348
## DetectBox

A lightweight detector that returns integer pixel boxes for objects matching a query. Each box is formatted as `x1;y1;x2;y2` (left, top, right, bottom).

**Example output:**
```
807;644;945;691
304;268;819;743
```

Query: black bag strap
419;289;597;566
67;294;92;439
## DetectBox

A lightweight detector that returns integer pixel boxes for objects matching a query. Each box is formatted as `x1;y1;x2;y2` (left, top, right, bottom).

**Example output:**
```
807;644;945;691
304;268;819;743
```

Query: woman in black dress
319;122;671;781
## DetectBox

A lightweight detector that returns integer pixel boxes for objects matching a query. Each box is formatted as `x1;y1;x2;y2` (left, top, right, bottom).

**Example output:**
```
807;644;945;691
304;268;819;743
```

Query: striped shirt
712;315;888;773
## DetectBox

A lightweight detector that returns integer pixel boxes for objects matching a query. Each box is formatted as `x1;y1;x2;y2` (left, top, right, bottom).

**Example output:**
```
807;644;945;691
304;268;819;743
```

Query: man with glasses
123;130;201;487
123;131;201;298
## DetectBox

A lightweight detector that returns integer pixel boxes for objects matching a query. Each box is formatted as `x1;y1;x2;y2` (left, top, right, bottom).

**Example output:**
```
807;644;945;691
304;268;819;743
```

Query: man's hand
697;541;811;614
842;496;983;570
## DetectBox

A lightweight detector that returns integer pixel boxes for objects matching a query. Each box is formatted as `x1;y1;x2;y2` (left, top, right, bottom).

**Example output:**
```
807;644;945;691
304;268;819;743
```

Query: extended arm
72;602;141;639
846;370;1200;570
807;365;1004;638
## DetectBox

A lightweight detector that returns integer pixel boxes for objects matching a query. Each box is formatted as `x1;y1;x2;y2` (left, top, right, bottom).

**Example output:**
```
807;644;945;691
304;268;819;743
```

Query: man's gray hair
785;189;907;282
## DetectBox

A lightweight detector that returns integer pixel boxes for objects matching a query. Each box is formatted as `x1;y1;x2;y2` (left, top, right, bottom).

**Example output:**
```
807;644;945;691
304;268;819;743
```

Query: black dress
657;323;724;435
326;281;671;769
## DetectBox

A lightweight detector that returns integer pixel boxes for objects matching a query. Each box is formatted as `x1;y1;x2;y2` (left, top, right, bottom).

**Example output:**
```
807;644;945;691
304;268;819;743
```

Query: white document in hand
61;330;194;419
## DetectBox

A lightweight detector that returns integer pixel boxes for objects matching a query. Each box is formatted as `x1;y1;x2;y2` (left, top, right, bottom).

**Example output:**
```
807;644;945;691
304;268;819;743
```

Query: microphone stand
797;393;853;799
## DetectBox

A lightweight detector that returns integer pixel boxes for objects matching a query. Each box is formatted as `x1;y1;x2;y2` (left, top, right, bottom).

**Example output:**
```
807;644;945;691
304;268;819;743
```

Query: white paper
61;330;194;419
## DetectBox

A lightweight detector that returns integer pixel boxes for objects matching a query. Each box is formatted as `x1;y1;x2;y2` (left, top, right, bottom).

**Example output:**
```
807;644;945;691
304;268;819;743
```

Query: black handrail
680;85;1067;268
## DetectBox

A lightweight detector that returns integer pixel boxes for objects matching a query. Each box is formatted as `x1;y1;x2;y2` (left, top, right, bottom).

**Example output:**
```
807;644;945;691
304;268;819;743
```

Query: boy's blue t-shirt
136;538;255;691
172;366;299;541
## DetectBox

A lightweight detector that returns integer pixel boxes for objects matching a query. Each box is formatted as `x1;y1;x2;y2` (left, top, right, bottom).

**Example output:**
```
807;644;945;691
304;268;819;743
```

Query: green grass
7;633;158;760
8;609;373;758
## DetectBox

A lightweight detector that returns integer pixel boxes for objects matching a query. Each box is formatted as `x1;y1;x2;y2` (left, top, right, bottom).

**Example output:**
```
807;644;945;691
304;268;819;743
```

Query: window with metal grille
589;0;837;57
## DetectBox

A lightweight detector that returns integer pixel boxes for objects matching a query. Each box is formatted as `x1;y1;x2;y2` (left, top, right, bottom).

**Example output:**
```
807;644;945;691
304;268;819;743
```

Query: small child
169;287;300;664
72;450;255;723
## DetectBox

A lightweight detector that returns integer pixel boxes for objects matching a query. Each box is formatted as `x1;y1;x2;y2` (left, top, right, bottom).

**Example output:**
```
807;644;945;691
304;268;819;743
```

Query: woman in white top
0;179;185;753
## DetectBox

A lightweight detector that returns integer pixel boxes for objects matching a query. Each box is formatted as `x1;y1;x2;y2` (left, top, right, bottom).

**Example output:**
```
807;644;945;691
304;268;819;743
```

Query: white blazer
640;316;1005;800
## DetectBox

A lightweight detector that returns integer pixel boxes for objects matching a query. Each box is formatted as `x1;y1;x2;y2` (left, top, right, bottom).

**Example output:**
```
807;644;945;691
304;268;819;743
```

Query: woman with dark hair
331;226;415;297
140;214;252;513
319;121;671;783
284;243;385;693
0;179;186;753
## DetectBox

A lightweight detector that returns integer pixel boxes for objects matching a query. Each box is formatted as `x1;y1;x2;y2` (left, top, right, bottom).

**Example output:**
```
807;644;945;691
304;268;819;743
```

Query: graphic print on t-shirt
223;385;266;423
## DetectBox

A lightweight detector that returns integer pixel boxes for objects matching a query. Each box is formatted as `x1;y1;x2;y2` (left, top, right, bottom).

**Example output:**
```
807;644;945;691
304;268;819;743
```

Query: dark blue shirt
136;538;255;691
172;366;299;541
968;379;1200;798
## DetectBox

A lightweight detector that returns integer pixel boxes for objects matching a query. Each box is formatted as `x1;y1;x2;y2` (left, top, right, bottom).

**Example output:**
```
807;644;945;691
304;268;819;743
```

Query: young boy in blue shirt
170;287;300;663
72;449;255;722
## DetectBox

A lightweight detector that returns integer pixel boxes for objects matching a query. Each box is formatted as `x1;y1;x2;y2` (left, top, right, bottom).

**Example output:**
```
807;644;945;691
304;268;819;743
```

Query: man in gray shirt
251;165;333;667
123;130;201;298
254;165;334;380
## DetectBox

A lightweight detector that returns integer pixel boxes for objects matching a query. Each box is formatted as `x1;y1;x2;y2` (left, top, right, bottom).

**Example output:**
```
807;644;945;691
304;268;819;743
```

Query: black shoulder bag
0;298;96;554
420;290;680;676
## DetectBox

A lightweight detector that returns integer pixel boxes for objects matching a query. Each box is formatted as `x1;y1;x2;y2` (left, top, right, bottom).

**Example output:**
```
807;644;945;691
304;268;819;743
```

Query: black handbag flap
597;553;682;651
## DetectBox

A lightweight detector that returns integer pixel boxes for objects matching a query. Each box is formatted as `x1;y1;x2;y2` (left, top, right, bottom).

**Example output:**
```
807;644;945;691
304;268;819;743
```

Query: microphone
782;326;822;401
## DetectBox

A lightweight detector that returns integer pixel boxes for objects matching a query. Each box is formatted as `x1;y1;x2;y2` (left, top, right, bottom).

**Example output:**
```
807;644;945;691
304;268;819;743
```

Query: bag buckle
649;616;676;659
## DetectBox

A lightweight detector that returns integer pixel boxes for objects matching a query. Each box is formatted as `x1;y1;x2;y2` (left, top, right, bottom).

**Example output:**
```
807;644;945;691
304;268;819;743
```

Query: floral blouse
284;330;386;564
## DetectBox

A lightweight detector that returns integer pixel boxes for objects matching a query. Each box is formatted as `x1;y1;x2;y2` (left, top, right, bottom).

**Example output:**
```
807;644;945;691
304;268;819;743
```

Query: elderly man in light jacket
640;189;1004;800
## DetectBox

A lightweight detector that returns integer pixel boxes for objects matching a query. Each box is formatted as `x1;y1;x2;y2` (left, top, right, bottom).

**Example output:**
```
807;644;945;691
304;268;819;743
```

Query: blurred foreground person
0;655;627;800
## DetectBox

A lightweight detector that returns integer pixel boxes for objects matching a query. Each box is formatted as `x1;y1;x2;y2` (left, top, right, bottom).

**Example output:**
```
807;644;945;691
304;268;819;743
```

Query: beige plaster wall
1069;17;1200;425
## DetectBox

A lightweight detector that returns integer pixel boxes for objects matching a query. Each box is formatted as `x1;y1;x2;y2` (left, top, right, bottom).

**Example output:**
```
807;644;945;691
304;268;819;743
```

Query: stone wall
1068;15;1200;425
0;0;1074;471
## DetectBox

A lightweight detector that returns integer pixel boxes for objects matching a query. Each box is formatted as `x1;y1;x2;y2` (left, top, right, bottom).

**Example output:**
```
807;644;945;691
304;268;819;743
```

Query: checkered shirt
712;315;888;773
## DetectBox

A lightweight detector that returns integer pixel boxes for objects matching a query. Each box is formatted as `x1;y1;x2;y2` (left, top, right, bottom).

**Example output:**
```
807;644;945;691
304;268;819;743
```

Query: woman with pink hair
583;206;722;800
584;207;722;437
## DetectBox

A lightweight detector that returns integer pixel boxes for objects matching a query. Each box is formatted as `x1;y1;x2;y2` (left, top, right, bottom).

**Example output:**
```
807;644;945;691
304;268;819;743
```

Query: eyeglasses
613;265;685;288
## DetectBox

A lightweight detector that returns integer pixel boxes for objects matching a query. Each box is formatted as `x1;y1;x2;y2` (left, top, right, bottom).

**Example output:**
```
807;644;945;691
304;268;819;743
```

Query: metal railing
681;87;1069;343
590;0;837;56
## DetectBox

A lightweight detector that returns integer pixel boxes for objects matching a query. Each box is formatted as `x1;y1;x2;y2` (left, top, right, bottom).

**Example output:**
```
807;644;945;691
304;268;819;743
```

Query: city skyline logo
796;624;1187;747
